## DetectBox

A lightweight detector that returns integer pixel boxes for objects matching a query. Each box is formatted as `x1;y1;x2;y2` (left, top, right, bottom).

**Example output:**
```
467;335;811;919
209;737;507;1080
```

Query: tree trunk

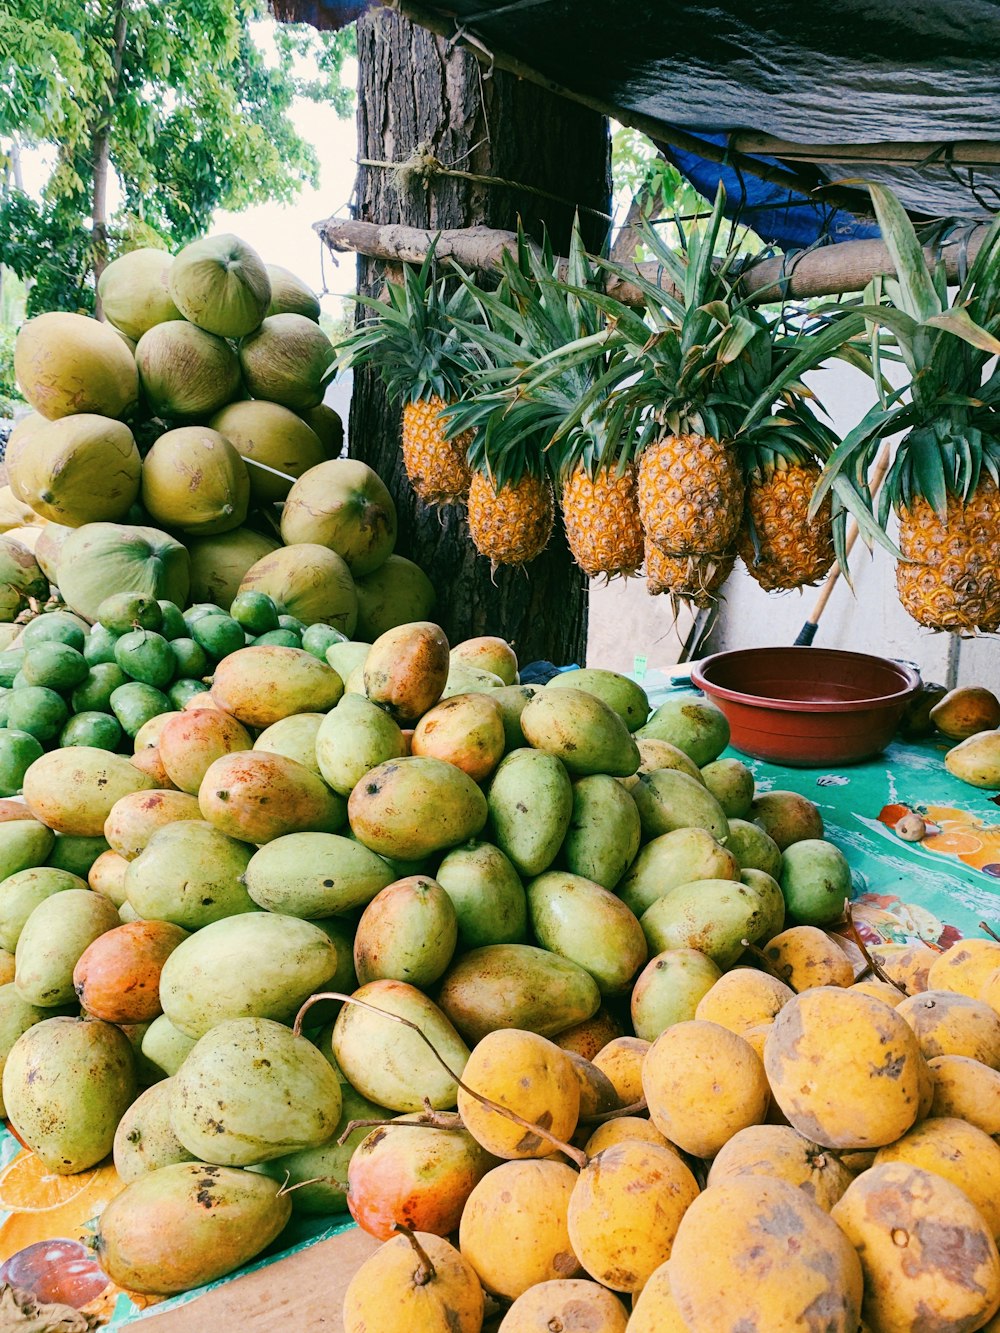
349;9;610;666
91;0;129;319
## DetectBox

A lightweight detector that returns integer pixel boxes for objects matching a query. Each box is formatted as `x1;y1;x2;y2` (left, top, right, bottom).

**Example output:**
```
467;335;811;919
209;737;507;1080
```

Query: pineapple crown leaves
813;184;1000;529
335;238;485;405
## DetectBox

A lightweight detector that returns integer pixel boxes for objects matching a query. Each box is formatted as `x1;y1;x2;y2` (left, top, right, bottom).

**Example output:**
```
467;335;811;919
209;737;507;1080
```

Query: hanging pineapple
814;185;1000;633
338;248;479;504
444;226;640;575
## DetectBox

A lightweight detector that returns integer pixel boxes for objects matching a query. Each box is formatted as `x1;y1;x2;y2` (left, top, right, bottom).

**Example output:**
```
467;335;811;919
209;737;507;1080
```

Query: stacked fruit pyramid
342;184;1000;632
0;617;997;1330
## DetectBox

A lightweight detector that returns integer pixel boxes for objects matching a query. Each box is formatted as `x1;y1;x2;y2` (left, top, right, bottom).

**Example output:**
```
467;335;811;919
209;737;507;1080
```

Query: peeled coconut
279;460;396;576
56;523;190;622
135;322;242;421
14;311;139;421
208;400;325;504
34;523;73;584
169;233;271;339
238;314;335;411
140;427;250;536
0;486;42;533
186;527;281;607
4;414;48;475
266;265;321;321
238;543;357;633
98;248;183;339
354;554;436;639
298;404;343;457
0;536;49;621
9;414;141;526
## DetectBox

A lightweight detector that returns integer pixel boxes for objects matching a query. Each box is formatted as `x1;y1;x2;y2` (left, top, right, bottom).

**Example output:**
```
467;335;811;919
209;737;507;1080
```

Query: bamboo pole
314;216;991;307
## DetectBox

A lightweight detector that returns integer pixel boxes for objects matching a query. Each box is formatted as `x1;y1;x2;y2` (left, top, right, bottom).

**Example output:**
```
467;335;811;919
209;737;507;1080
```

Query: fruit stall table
1;680;999;1330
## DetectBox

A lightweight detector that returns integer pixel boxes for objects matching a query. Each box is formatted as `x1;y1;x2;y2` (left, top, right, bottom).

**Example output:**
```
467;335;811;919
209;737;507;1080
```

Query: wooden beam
387;0;875;220
730;132;1000;169
315;215;992;305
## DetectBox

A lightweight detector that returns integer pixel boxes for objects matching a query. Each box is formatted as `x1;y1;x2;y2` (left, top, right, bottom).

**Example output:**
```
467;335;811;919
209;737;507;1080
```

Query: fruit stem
980;921;1000;945
580;1097;648;1125
336;1109;464;1146
393;1222;436;1285
839;900;905;992
295;992;588;1169
740;938;798;991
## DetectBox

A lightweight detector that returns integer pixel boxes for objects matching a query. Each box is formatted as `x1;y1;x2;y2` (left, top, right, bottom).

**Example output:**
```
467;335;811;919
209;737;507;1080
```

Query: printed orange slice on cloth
0;1153;125;1264
0;1153;101;1214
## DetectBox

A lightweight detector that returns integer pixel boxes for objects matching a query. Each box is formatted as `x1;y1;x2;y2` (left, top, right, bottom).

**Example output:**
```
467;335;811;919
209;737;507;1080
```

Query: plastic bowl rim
690;647;922;714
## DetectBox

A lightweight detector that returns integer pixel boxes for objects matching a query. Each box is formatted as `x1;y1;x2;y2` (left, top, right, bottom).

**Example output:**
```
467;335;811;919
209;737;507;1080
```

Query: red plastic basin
690;647;921;767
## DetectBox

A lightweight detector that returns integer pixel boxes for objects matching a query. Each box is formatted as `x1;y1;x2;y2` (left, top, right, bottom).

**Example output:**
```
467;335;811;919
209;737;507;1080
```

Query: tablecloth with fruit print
1;708;999;1328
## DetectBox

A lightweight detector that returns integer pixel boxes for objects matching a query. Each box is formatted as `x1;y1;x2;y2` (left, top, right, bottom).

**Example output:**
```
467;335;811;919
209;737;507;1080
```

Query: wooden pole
314;216;991;307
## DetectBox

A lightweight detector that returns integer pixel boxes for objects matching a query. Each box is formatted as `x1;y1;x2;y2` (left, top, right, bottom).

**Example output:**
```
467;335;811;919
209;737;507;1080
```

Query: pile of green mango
0;631;853;1300
0;590;347;797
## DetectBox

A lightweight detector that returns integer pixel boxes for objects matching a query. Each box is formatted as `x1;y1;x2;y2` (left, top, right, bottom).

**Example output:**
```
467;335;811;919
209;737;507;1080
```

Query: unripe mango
0;865;88;952
347;755;487;860
125;819;256;928
438;943;600;1044
617;827;738;918
315;693;406;795
436;840;527;948
630;767;729;841
15;888;120;1006
23;747;156;836
211;644;343;727
630;948;722;1041
244;830;394;917
253;711;324;773
521;687;639;776
561;774;641;890
527;870;646;995
113;1078;197;1181
638;695;729;765
547;667;649;732
487;748;573;877
640;876;777;968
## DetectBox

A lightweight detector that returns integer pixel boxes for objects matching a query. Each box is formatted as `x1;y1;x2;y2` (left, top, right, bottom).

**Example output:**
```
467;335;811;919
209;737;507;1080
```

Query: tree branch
91;0;129;317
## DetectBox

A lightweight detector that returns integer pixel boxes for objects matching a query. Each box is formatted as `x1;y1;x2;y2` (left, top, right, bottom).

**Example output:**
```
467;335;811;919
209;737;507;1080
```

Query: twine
357;144;612;223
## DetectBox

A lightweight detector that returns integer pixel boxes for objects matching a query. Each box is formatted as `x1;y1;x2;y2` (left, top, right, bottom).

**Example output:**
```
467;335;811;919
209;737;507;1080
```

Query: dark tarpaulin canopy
277;0;1000;250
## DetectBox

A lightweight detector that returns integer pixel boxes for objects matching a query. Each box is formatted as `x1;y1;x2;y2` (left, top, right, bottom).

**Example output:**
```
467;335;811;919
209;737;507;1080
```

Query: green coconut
56;523;190;623
140;427;250;536
0;537;49;622
186;527;281;607
298;404;344;458
238;543;357;632
98;248;183;339
280;460;396;576
9;414;141;527
208;400;325;504
169;233;271;339
353;554;436;639
32;525;73;585
266;265;321;321
238;314;335;412
14;312;139;422
135;322;242;421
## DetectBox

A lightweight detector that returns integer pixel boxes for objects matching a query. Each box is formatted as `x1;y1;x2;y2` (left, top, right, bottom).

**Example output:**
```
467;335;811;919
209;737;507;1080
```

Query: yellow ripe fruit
456;1029;579;1160
927;938;1000;998
496;1279;628;1333
707;1123;854;1212
928;1054;1000;1136
343;1230;484;1333
560;463;643;579
626;1261;689;1332
693;966;795;1034
591;1036;649;1106
642;1020;769;1158
567;1140;699;1294
763;925;854;990
584;1116;673;1157
896;989;1000;1068
875;1115;1000;1239
850;978;906;1007
467;472;553;567
401;396;471;505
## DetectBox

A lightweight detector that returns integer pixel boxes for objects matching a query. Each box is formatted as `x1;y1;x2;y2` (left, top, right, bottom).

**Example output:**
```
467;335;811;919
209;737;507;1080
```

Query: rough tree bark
350;9;610;665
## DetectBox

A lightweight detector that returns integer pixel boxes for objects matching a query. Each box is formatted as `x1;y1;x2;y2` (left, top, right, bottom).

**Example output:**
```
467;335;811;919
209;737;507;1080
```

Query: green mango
94;1162;291;1295
0;649;25;687
440;662;505;698
243;831;394;917
630;768;730;842
324;639;371;682
561;773;641;890
157;600;187;640
168;636;209;679
253;711;325;774
315;693;405;795
6;686;69;743
168;678;209;709
487;748;573;877
15;887;120;1006
170;1017;342;1165
435;840;527;948
639;877;774;969
725;817;783;878
2;1016;136;1172
254;1081;386;1214
490;683;542;750
779;838;853;926
83;624;120;666
19;611;86;652
0;729;44;796
96;592;163;634
301;622;347;660
0;866;88;952
353;875;458;988
71;663;129;713
141;1012;198;1077
331;978;470;1113
700;757;755;819
113;1078;198;1182
347;756;487;861
22;747;156;836
0;818;54;880
46;833;110;879
521;687;640;777
527;870;647;996
0;983;53;1118
191;612;246;660
638;694;731;765
114;629;175;689
617;827;742;919
230;589;280;634
110;681;173;737
437;943;601;1045
22;642;89;692
159;912;339;1037
60;711;123;750
547;667;650;732
252;628;301;648
124;820;256;929
740;868;786;942
630;948;722;1042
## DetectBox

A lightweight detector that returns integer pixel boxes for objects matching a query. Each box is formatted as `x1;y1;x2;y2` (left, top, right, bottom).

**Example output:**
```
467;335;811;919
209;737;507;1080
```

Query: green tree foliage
0;1;355;314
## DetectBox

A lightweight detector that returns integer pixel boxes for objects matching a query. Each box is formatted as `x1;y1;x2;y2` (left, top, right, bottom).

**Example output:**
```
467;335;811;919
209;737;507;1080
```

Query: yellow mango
457;1028;580;1160
707;1123;853;1211
897;988;1000;1067
694;966;794;1034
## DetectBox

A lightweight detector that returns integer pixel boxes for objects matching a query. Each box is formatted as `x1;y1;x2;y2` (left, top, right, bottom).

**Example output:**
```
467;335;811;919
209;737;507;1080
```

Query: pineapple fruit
738;461;835;593
402;396;472;505
638;433;744;556
896;477;1000;632
644;539;735;606
467;472;554;567
561;463;644;579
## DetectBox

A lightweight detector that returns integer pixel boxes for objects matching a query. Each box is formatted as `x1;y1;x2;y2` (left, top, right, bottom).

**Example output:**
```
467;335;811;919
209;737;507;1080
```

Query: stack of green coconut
0;234;435;641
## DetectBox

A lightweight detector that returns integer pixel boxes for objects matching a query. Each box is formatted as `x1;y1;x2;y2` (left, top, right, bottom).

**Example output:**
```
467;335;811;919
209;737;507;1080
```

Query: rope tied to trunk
357;142;613;222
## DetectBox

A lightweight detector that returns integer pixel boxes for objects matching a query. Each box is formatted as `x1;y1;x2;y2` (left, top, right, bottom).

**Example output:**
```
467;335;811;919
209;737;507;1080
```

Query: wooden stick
794;441;893;645
730;133;1000;170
